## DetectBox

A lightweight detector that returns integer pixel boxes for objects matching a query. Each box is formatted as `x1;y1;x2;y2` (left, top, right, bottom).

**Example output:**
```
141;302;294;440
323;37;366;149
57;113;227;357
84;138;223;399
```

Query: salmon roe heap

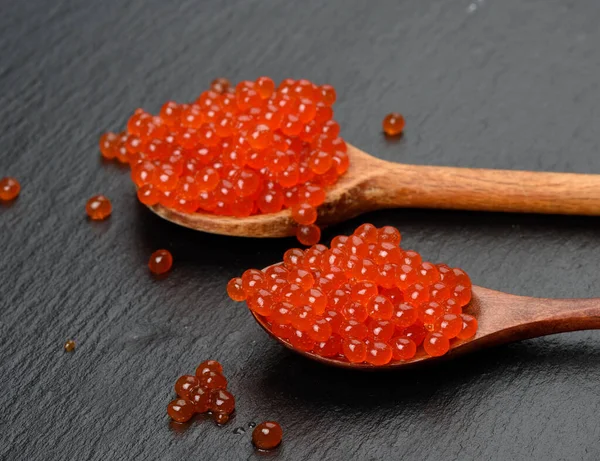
382;113;405;136
99;77;350;246
0;177;21;201
252;421;283;451
167;360;235;426
228;224;477;365
85;195;112;220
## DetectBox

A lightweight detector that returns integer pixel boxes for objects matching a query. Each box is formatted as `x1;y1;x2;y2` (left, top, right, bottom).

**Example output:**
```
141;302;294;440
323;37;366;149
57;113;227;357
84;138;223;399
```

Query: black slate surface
2;0;600;460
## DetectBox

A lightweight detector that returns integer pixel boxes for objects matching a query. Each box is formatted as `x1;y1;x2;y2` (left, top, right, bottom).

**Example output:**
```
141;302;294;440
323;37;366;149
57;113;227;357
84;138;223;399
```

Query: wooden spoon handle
465;288;600;354
371;163;600;215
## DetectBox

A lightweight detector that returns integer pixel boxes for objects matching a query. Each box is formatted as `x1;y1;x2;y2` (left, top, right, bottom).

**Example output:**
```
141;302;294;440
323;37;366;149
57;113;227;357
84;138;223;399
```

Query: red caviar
253;421;283;450
382;113;405;136
85;195;112;220
228;224;476;365
168;360;235;426
149;249;173;275
99;77;349;246
0;177;21;201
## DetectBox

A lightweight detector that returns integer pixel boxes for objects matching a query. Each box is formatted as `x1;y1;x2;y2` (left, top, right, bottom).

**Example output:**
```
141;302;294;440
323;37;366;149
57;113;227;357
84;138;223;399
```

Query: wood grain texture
2;0;600;460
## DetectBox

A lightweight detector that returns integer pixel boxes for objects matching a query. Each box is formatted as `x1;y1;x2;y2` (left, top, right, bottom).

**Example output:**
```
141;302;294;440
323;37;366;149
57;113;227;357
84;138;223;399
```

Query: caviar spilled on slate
252;421;283;451
167;360;235;425
0;177;21;202
382;113;405;136
99;77;348;246
85;195;112;220
228;224;477;365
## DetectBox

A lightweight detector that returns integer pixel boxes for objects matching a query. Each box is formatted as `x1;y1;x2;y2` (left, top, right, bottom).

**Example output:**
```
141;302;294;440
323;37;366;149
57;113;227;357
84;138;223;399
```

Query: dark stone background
1;0;600;459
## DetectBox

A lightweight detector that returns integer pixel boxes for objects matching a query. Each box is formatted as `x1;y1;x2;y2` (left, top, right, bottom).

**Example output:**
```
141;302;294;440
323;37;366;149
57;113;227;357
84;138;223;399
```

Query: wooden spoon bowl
250;285;600;369
149;143;600;237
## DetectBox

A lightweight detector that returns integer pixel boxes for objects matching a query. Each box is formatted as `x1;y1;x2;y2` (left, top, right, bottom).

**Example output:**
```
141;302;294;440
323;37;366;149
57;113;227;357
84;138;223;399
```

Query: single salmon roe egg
137;184;160;206
368;320;395;342
457;314;478;340
307;318;333;342
341;301;369;322
242;269;266;295
382;113;405;136
343;338;367;363
423;332;450;357
391;336;417;361
253;421;283;450
366;341;393;366
290;305;317;331
401;321;427;346
211;77;231;94
270;302;294;325
377;226;401;244
188;386;211;413
289;328;315;351
391;303;418;329
227;277;247;301
148;249;173;275
367;295;394;320
452;284;472;306
351;281;378;305
296;224;321;246
85;195;112;220
167;398;195;423
214;412;230;425
175;375;200;399
339;319;368;340
314;334;342;357
283;248;304;268
195;360;224;377
99;132;119;159
421;301;444;328
291;203;317;225
434;313;462;339
287;268;314;291
199;371;228;390
210;389;235;415
247;289;275;316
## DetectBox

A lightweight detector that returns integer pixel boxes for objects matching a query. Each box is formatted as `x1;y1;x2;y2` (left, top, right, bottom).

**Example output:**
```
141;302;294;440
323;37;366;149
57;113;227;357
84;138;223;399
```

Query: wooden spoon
249;285;600;369
149;143;600;237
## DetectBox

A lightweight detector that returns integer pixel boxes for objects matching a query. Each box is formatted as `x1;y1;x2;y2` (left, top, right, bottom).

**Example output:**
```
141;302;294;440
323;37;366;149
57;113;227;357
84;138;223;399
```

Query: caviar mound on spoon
101;77;346;245
228;224;600;369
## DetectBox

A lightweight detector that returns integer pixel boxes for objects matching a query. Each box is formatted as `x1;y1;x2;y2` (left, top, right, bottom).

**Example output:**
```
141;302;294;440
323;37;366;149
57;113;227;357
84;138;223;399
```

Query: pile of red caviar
167;360;235;425
99;77;349;246
227;224;477;365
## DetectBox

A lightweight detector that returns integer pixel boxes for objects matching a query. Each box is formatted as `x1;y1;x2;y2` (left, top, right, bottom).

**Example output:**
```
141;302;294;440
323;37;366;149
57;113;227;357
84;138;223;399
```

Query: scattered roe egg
64;340;76;352
252;421;283;450
149;249;173;275
168;360;235;426
382;113;405;136
85;195;112;220
228;224;476;365
98;77;350;246
0;177;20;201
